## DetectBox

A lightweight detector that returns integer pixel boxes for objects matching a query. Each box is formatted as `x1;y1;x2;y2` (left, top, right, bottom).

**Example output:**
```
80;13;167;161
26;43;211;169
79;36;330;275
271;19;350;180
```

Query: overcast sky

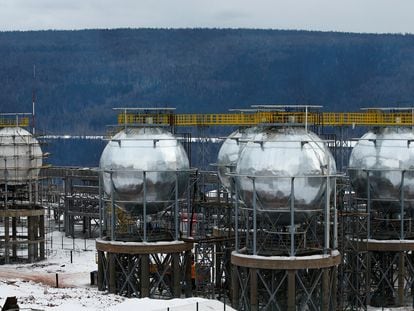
0;0;413;34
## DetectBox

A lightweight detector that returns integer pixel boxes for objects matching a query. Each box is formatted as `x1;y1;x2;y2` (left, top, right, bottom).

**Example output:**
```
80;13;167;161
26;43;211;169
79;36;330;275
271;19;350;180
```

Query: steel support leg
288;270;296;311
141;254;150;297
250;268;258;311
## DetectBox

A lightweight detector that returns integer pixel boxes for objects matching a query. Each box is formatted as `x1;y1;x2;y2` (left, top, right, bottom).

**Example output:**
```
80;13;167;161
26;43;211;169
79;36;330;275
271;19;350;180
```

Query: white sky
0;0;413;34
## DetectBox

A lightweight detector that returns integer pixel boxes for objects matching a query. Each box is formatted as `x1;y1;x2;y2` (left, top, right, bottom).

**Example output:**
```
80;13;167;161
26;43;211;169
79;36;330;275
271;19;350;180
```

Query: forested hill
1;28;414;134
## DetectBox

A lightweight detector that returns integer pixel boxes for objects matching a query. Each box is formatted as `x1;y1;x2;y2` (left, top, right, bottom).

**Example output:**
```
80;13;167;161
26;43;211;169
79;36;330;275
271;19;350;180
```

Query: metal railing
118;111;414;127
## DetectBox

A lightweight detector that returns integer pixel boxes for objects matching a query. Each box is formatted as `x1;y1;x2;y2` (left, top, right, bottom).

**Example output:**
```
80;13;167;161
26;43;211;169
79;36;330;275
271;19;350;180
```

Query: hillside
0;29;414;134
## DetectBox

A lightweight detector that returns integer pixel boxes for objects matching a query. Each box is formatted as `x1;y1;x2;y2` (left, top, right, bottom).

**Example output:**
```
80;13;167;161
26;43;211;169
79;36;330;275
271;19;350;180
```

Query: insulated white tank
235;127;336;223
217;127;259;190
99;127;190;215
0;127;43;184
349;127;414;211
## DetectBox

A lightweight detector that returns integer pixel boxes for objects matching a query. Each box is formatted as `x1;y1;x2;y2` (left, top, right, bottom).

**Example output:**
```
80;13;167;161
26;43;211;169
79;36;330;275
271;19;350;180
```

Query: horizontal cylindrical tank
217;127;259;190
0;127;43;184
235;127;336;223
349;127;414;211
99;127;190;215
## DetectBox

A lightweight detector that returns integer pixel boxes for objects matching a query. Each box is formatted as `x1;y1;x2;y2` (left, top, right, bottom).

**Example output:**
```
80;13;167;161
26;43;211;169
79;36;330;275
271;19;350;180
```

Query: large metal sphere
349;127;414;210
0;127;43;184
217;127;259;190
99;127;190;215
235;127;336;222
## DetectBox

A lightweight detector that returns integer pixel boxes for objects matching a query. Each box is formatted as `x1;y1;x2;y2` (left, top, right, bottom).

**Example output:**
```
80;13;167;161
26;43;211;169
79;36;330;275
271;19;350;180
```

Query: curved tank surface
349;127;414;211
0;127;43;184
217;127;259;190
235;127;336;223
100;127;190;215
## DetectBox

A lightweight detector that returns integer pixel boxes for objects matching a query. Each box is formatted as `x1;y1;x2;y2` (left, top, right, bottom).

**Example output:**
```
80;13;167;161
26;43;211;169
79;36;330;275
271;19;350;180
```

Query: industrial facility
2;105;414;310
0;113;46;264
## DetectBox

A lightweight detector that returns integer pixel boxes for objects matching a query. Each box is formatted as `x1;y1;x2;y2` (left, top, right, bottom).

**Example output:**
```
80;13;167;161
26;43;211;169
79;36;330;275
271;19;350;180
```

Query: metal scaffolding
42;167;100;238
63;168;99;238
185;170;234;301
230;173;340;311
0;116;46;264
341;168;414;309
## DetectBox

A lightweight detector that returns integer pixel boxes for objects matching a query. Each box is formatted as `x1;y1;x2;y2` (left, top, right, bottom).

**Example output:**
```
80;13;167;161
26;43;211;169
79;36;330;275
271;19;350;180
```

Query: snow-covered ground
367;307;412;311
1;229;409;310
0;230;233;311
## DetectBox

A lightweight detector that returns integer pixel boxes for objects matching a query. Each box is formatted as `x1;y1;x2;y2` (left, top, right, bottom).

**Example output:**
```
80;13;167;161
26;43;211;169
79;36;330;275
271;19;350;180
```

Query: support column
225;247;232;299
34;180;39;205
33;216;39;260
332;267;338;311
12;217;17;259
97;251;105;291
172;252;181;298
215;242;223;290
140;254;150;297
184;250;192;297
39;214;45;260
27;216;34;262
288;270;296;311
109;253;117;294
232;265;239;310
366;252;371;306
398;252;405;306
322;268;330;311
82;216;87;235
88;217;92;238
71;215;75;237
4;216;9;264
250;268;258;311
64;177;70;234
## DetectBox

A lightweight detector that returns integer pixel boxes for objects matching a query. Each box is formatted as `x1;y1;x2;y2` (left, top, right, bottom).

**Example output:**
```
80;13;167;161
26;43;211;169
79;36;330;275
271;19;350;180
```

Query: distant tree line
1;28;414;165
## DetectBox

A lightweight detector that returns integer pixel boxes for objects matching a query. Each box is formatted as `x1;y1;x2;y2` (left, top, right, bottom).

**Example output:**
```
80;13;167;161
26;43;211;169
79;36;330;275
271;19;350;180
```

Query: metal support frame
0;164;46;264
45;167;100;238
190;235;233;300
232;260;338;311
232;173;339;310
186;170;235;302
96;241;193;298
341;168;414;309
97;164;203;298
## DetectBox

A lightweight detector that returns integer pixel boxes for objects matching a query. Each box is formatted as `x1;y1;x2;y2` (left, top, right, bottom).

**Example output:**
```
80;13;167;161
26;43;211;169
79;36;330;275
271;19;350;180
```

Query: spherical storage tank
99;127;190;215
349;127;414;211
235;127;336;223
217;127;259;190
0;127;43;184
